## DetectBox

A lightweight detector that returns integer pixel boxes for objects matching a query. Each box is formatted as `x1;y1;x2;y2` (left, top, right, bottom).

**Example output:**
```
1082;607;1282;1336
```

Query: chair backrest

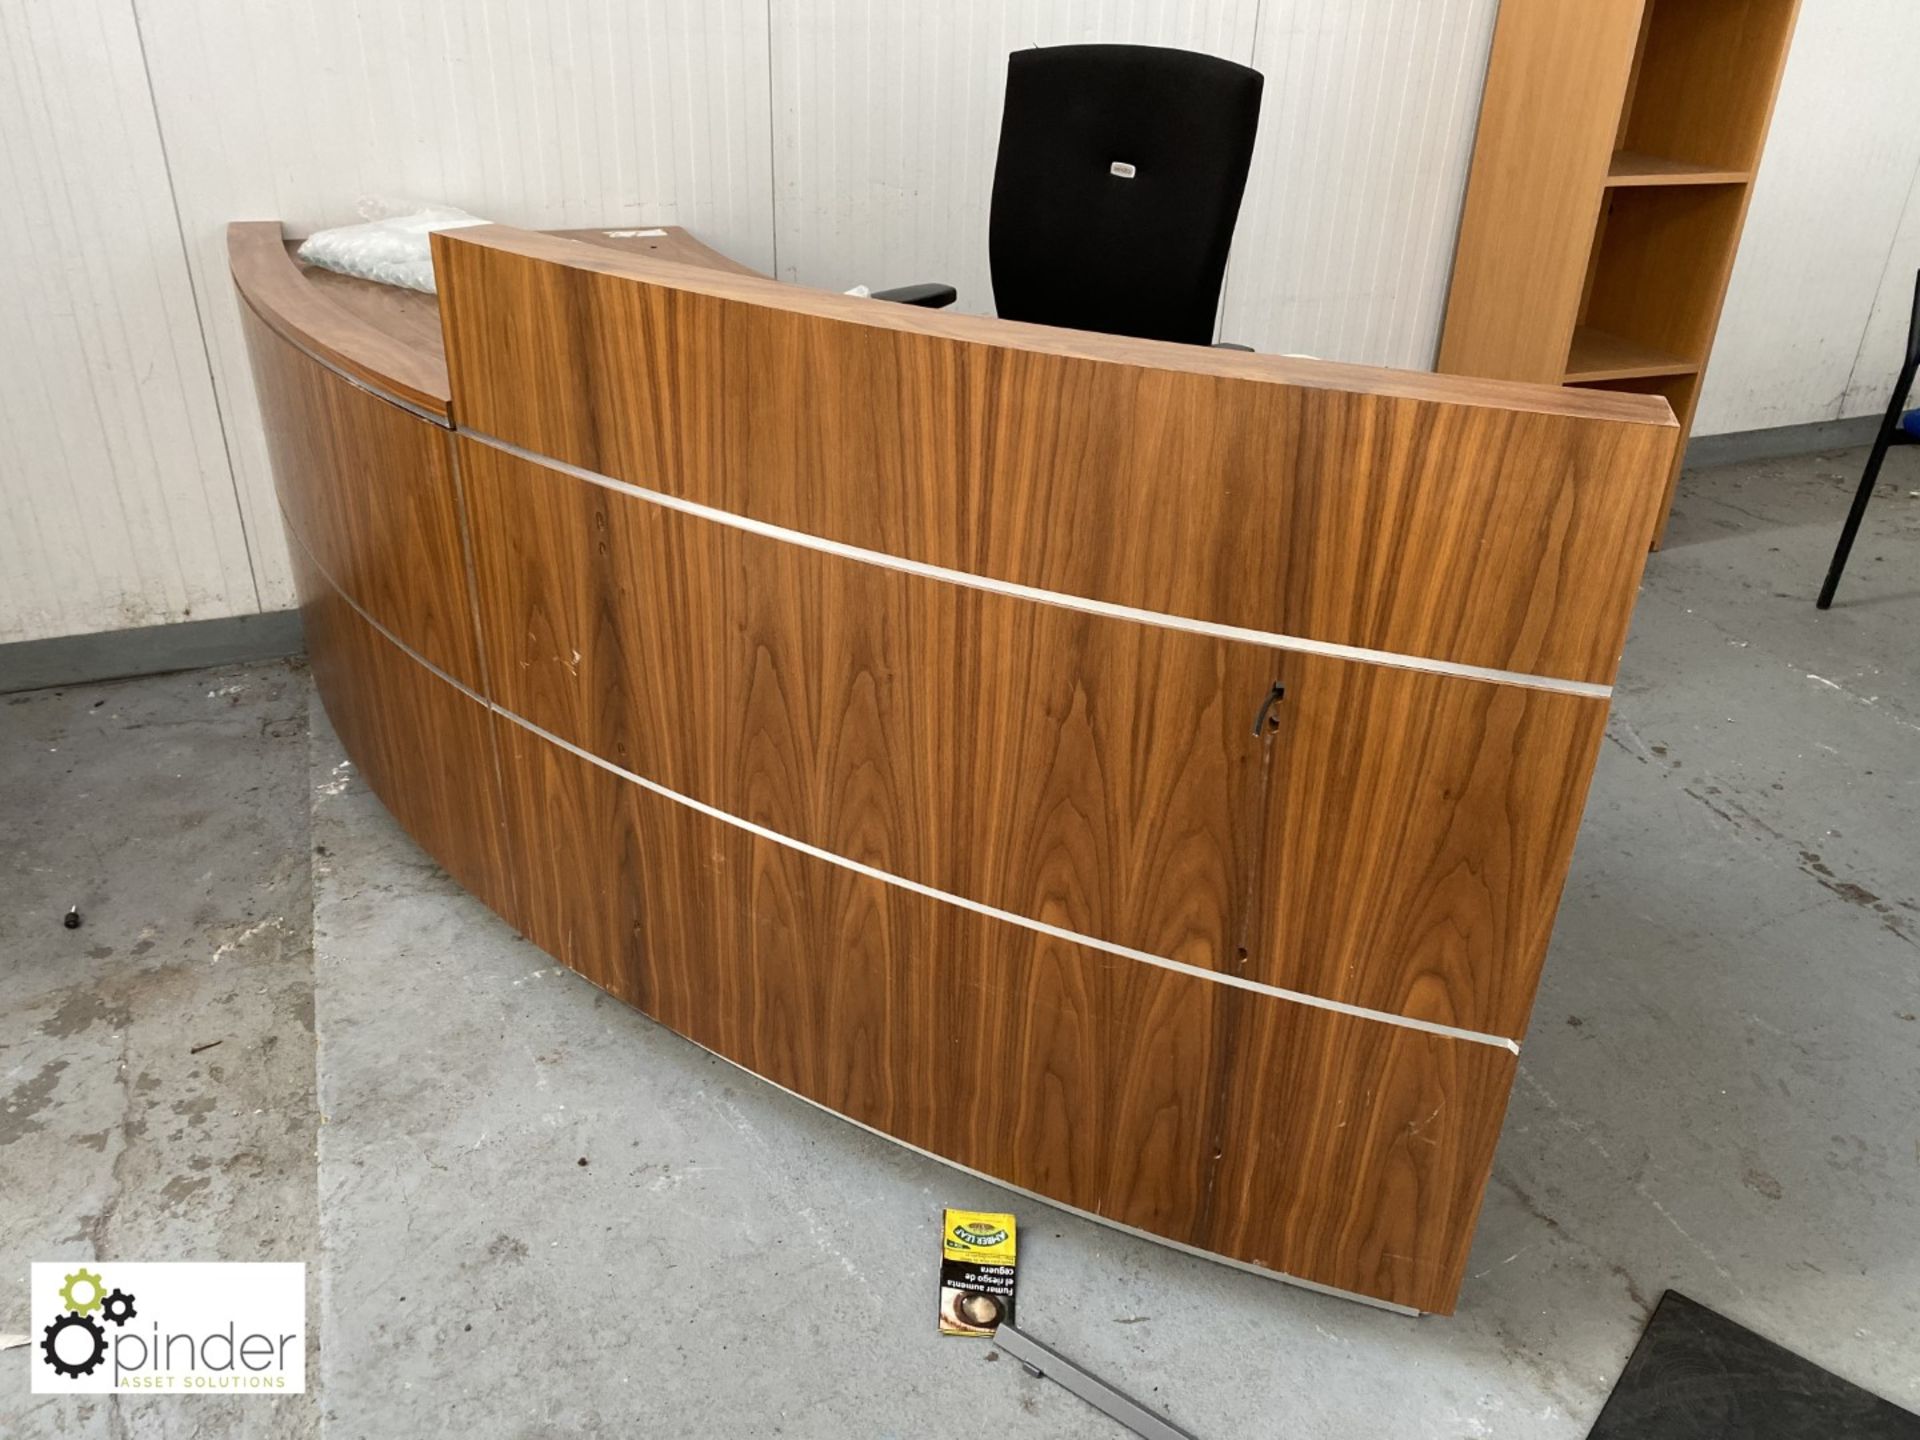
987;44;1264;346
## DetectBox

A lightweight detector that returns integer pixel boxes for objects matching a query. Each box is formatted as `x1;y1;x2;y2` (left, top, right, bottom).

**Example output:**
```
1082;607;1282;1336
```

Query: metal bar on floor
991;1323;1201;1440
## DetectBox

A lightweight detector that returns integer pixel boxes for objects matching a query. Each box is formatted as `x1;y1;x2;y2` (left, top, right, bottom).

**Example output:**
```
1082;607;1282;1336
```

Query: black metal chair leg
1817;427;1895;609
1821;270;1920;610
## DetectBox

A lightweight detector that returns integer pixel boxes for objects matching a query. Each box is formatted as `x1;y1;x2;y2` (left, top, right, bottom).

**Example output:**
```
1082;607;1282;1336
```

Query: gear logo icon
102;1288;137;1326
39;1267;136;1383
57;1267;105;1316
42;1312;108;1379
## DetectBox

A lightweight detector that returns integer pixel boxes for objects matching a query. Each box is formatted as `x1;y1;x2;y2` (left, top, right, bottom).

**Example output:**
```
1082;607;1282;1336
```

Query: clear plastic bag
294;207;490;294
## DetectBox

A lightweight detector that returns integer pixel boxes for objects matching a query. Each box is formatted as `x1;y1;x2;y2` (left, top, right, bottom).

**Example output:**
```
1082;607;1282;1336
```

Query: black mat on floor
1589;1291;1920;1439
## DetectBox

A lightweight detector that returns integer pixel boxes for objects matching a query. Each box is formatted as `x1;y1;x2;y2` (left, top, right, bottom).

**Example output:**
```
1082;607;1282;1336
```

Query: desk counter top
228;221;759;420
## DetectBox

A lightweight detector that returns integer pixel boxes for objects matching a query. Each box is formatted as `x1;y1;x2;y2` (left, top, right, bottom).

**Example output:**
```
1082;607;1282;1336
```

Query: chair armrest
871;283;958;308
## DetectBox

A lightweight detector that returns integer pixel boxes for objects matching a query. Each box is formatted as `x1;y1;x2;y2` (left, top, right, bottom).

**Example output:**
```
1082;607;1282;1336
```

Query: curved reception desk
231;220;1677;1314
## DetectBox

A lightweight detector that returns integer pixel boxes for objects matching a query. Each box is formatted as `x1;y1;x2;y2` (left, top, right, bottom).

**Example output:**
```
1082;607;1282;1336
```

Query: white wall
0;0;1907;644
134;0;777;617
1697;0;1920;435
0;0;255;642
1223;0;1497;366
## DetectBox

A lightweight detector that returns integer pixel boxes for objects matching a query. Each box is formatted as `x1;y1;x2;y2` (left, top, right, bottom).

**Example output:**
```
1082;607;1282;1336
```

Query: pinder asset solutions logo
31;1262;305;1394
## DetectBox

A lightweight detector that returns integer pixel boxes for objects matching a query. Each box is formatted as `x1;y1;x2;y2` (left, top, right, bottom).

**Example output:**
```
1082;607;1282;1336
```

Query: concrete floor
3;450;1916;1437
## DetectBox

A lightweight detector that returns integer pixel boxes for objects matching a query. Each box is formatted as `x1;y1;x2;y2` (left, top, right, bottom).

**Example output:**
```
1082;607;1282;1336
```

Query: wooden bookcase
1438;0;1800;544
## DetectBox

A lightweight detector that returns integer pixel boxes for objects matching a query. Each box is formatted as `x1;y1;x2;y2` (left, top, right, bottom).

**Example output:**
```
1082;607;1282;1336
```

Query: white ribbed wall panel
1840;168;1920;419
1695;0;1920;436
768;1;1260;308
0;0;255;643
1220;0;1498;365
11;3;1920;644
132;0;777;610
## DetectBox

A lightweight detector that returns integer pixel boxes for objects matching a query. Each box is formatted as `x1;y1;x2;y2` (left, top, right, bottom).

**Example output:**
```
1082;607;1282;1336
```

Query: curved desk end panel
294;555;520;929
229;220;453;421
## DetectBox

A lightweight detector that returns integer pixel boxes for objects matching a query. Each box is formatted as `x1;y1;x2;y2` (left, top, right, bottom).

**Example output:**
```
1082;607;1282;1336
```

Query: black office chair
874;44;1264;346
1817;269;1920;609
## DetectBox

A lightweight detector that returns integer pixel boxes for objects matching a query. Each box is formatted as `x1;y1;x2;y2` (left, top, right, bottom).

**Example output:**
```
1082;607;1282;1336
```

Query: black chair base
1817;431;1916;610
1819;269;1920;609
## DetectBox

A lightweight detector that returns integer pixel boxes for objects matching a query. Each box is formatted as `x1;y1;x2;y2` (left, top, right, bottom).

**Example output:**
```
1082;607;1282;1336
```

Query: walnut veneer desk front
229;220;1678;1314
